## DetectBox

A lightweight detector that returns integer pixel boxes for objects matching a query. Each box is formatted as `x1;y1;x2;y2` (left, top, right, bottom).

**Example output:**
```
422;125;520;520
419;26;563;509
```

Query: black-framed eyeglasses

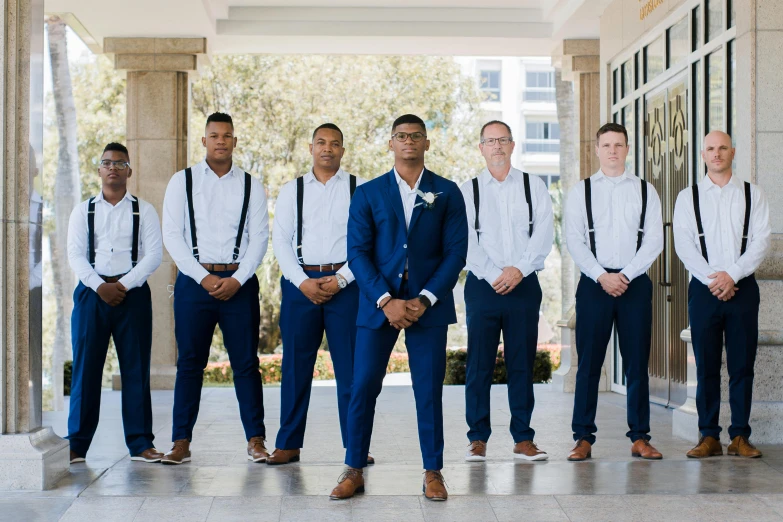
480;137;513;146
392;132;427;143
99;160;130;169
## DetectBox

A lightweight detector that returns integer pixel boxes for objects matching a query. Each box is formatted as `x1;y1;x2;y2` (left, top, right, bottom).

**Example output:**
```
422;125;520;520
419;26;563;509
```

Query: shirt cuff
291;271;309;289
377;292;391;308
337;265;355;285
118;272;138;291
726;264;744;286
513;261;535;278
193;266;210;285
487;267;503;286
619;267;636;282
231;267;253;286
588;265;608;283
421;289;438;306
85;273;105;293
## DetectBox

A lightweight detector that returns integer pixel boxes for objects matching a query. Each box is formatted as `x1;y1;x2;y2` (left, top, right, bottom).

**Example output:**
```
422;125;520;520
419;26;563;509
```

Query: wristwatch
336;273;348;289
418;294;431;308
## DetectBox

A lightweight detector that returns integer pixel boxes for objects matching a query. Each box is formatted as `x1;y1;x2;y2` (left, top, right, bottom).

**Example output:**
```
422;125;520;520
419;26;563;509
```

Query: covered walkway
4;383;783;521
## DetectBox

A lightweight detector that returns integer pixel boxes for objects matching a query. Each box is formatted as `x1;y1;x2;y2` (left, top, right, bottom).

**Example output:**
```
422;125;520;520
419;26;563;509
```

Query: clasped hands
201;274;242;301
707;271;738;301
299;276;341;305
381;297;426;330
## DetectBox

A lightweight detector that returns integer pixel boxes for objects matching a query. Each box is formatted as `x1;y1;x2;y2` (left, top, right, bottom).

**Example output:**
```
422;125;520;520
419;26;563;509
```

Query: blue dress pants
67;282;154;457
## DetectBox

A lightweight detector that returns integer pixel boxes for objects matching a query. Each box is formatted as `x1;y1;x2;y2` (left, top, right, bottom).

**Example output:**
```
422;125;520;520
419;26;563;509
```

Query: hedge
443;348;553;385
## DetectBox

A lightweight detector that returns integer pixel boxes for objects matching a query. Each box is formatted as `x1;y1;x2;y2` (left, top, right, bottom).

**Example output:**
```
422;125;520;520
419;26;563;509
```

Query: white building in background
457;57;561;188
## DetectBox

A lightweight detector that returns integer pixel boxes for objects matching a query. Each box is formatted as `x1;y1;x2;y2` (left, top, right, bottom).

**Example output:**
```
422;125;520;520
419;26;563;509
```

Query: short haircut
206;112;234;128
312;123;344;144
596;122;628;145
392;114;426;134
103;142;129;159
480;120;513;141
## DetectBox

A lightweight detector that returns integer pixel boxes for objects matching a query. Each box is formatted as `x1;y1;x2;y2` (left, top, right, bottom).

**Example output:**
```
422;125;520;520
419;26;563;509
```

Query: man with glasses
330;114;468;501
66;142;163;464
161;112;270;465
460;120;554;462
269;123;370;465
565;122;664;461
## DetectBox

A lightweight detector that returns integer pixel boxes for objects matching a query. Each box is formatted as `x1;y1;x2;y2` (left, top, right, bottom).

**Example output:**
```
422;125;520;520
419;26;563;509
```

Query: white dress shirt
273;169;366;288
162;160;269;285
460;167;554;284
565;170;664;282
376;168;438;307
673;174;770;286
67;191;162;292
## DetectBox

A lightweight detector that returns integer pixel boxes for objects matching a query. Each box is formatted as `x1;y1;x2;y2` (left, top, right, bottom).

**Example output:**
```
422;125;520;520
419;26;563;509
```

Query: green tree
190;55;486;354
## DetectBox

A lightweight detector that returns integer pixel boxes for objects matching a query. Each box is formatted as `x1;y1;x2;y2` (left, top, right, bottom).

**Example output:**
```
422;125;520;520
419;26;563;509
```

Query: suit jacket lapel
384;169;406;230
407;169;433;237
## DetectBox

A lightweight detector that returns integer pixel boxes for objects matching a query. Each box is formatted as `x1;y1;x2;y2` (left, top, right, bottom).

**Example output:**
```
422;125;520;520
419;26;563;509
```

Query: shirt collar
94;190;135;204
394;167;424;191
699;173;742;191
593;169;630;182
480;166;520;186
304;168;347;184
201;159;238;179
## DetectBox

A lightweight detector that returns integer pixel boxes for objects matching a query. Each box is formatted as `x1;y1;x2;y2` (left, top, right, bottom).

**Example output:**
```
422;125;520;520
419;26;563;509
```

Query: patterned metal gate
643;75;689;407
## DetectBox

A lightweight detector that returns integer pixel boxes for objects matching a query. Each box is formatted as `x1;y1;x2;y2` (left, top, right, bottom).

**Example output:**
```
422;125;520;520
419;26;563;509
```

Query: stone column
104;38;206;390
0;0;69;489
551;40;609;393
673;0;783;443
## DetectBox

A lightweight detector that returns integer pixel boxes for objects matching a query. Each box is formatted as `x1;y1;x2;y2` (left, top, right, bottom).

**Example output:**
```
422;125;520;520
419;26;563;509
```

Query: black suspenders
296;174;356;264
185;167;252;263
584;176;648;257
87;195;140;269
692;181;752;262
471;172;533;244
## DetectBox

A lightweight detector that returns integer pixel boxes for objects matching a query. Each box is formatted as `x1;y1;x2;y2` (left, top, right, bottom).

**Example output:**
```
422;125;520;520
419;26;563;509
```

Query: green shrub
64;360;72;396
443;348;554;385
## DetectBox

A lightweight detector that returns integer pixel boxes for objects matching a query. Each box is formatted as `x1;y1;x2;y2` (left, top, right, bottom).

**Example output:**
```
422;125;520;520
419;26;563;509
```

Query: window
707;0;723;42
644;35;665;84
534;173;560;188
524;122;560;153
729;0;735;28
668;16;690;68
707;47;724;132
692;59;702;181
523;71;555;102
621;59;633;99
622;104;635;175
692;5;702;51
480;69;501;102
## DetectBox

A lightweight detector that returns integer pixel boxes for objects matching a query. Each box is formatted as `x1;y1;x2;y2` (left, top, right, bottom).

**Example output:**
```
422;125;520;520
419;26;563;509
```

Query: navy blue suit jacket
347;168;468;329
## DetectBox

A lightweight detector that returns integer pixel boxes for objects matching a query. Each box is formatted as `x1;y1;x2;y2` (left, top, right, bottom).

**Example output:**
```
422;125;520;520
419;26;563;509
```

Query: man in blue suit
329;114;468;502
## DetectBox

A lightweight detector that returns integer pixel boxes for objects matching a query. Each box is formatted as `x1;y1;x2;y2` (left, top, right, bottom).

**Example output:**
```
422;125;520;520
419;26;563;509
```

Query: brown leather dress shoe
162;439;191;465
423;470;448;501
247;436;269;463
631;439;663;460
69;450;85;464
266;448;300;465
568;439;592;461
465;440;487;462
686;436;723;458
727;436;762;458
330;468;364;500
514;441;549;461
366;452;375;465
131;448;165;463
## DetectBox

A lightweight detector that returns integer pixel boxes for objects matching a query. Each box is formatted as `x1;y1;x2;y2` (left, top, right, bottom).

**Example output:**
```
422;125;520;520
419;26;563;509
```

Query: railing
523;139;560;153
522;88;556;102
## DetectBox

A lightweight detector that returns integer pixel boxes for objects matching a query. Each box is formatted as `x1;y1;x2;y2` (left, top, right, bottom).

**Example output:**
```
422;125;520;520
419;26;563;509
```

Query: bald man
673;131;771;458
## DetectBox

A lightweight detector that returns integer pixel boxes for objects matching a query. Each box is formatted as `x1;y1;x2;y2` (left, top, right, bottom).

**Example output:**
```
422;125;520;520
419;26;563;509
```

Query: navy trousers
276;270;359;450
345;282;448;470
171;271;265;442
689;275;759;440
572;270;653;445
464;272;541;444
67;282;154;457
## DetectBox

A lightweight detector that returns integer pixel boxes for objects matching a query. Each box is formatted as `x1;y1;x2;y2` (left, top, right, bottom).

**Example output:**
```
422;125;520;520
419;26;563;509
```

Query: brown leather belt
100;274;126;283
403;271;408;281
201;263;240;272
301;262;345;272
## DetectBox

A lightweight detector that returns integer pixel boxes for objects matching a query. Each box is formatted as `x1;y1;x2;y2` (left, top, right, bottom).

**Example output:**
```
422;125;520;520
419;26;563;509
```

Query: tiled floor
4;382;783;521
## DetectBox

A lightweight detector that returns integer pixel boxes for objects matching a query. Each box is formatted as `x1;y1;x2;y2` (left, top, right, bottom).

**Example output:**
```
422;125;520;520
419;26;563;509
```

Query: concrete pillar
673;0;783;443
104;37;206;390
0;0;69;489
551;40;610;393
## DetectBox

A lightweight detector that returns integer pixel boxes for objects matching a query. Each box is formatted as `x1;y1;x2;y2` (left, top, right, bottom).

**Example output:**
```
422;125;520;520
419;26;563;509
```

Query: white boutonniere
414;189;442;210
